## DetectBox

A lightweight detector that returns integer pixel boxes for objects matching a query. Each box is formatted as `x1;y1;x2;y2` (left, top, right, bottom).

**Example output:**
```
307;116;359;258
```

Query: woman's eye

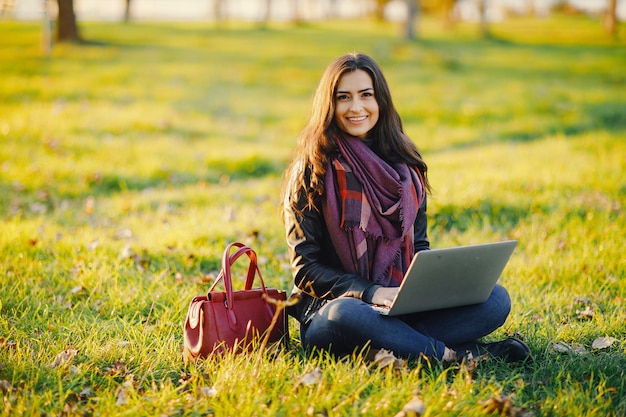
336;94;349;101
362;92;373;98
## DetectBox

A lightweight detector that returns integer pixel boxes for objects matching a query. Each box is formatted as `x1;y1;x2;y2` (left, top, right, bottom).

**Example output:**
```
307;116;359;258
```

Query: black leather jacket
284;189;430;325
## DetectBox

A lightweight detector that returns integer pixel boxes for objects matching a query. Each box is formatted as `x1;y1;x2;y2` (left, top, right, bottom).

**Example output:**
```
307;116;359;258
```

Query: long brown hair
282;52;429;215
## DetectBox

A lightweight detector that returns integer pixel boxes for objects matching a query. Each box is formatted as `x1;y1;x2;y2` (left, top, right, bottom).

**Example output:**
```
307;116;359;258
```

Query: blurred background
3;0;626;22
2;0;624;42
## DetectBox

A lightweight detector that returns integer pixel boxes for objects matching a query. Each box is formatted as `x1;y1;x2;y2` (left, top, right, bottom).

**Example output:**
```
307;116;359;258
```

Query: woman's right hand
371;287;399;307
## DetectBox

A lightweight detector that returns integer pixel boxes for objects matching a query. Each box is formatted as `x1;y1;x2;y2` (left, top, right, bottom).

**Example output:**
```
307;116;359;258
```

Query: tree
262;0;272;26
213;0;226;23
477;0;490;38
604;0;618;39
124;0;132;22
56;0;81;42
375;0;388;21
405;0;419;39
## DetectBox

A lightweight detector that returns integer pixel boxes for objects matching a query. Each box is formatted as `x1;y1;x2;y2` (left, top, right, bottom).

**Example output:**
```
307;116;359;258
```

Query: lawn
0;14;625;416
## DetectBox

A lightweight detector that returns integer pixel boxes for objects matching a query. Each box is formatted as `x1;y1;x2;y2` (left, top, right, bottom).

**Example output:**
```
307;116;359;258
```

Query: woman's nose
349;98;363;112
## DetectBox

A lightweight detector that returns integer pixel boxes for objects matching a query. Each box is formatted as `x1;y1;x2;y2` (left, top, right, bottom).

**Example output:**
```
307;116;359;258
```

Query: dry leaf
296;367;322;388
115;375;135;406
370;348;406;371
198;386;218;398
84;196;96;214
394;393;426;417
592;336;617;349
47;348;78;368
104;359;128;377
199;272;217;283
3;340;17;350
70;285;87;295
552;341;571;353
306;406;329;417
573;297;592;306
576;306;594;320
79;387;95;401
552;341;588;355
480;392;534;417
114;228;133;240
116;386;129;405
0;380;12;392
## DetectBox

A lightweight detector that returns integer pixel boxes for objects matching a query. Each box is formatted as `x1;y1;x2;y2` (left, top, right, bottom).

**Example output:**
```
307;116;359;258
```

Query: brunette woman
281;53;529;363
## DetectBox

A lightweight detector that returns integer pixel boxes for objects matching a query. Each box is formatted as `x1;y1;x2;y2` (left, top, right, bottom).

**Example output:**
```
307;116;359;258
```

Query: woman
281;53;530;363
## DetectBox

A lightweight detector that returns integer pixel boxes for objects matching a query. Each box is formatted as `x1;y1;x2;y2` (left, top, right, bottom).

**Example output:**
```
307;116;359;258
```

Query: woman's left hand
371;287;399;307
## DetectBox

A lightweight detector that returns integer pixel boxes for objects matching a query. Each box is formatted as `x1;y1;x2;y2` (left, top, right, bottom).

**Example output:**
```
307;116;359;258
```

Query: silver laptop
372;240;517;316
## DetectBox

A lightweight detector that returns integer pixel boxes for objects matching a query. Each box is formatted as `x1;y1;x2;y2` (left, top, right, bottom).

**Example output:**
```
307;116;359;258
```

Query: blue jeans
301;284;511;360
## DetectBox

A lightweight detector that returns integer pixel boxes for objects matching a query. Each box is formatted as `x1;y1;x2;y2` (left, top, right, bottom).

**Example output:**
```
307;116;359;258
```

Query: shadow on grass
429;198;536;235
0;156;287;218
423;99;626;155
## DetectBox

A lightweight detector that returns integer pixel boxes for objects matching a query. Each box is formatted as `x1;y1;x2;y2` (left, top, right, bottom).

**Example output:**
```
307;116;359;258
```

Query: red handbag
183;242;288;360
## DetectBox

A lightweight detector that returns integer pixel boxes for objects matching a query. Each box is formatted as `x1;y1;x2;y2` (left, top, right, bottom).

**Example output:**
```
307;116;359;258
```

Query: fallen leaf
576;306;594;320
198;386;218;398
394;392;426;417
480;393;533;416
115;375;135;406
370;348;406;371
306;406;329;417
296;367;322;388
47;348;78;368
84;196;96;214
0;380;12;392
592;336;617;349
116;386;129;405
552;341;588;355
79;387;95;401
114;228;133;240
62;402;77;415
104;359;128;377
573;297;592;306
3;340;17;350
70;285;87;295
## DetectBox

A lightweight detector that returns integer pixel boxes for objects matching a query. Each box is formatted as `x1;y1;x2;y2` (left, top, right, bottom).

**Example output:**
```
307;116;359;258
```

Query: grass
1;14;625;416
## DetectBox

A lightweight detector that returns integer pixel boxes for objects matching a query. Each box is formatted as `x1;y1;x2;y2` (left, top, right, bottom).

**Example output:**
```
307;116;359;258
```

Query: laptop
372;240;517;316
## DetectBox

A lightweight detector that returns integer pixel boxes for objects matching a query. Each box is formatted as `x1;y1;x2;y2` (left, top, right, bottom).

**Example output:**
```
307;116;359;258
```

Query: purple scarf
323;135;425;287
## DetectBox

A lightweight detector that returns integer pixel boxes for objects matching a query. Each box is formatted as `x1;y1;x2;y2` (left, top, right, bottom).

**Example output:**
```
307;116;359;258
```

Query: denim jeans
300;284;511;360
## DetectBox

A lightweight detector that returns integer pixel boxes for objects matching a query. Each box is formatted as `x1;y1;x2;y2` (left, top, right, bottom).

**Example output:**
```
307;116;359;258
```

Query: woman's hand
371;287;399;307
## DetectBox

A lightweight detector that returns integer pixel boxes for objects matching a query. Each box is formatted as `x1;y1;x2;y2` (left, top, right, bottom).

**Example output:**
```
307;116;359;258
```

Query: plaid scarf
323;135;425;287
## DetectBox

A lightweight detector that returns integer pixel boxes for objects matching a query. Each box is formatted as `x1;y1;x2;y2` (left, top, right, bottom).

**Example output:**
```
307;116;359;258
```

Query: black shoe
460;337;531;363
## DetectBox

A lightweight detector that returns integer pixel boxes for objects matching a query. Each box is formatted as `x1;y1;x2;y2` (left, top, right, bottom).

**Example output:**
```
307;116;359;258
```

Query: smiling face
334;69;380;139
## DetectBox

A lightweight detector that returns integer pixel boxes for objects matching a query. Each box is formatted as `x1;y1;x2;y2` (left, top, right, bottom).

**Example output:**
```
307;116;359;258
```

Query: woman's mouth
347;116;367;124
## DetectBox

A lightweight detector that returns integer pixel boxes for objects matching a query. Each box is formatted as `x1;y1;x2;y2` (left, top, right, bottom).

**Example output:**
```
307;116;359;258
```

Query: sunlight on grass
0;16;625;416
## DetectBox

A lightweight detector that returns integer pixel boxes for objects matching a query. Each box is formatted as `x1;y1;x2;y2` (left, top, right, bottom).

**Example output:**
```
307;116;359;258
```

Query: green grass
1;14;625;416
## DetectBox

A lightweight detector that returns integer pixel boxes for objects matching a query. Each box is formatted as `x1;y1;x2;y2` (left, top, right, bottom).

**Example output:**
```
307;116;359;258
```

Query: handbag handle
207;242;269;315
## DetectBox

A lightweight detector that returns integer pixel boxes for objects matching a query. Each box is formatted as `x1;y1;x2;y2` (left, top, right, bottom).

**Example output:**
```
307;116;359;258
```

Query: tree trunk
375;0;387;21
261;0;271;27
56;0;81;42
478;0;490;38
604;0;618;39
42;0;52;55
442;0;457;30
293;0;303;23
213;0;225;22
405;0;419;39
124;0;131;22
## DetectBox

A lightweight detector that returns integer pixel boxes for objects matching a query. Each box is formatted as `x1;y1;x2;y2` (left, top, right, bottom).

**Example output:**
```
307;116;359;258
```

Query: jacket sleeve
414;195;430;253
284;190;378;302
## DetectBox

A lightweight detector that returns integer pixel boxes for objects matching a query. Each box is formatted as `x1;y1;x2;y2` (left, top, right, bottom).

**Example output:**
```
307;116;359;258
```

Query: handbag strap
207;242;268;311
